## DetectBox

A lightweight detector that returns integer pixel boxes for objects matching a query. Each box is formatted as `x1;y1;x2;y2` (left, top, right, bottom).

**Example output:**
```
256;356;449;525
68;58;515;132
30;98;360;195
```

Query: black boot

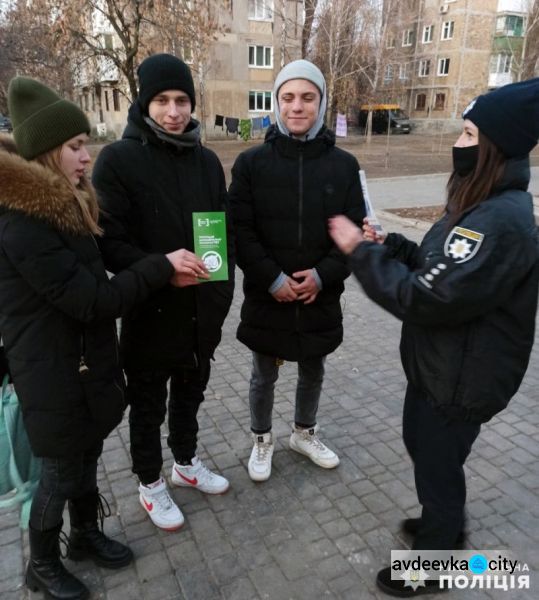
26;522;89;600
401;518;466;547
67;489;133;569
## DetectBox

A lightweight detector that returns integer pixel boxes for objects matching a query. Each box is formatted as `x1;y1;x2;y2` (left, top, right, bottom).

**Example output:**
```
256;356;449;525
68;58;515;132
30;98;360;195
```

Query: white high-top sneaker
248;432;274;482
289;424;340;468
139;477;184;531
171;456;229;494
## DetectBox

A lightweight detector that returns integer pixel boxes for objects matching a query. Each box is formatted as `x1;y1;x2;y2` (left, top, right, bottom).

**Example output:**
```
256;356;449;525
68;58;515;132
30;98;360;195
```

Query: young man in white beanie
229;59;366;481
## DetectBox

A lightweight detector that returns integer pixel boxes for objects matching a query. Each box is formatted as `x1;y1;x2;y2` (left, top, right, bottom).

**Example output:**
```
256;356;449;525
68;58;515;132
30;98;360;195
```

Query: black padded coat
349;157;539;423
0;136;174;457
229;125;366;360
92;102;234;370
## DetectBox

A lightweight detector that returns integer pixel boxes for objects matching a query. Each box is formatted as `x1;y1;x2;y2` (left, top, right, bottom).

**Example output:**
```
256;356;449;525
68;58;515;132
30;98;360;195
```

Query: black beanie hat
137;53;196;112
462;77;539;158
8;77;90;160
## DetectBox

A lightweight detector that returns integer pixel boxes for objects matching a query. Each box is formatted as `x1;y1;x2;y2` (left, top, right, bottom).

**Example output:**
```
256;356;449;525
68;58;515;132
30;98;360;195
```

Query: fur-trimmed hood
0;134;89;235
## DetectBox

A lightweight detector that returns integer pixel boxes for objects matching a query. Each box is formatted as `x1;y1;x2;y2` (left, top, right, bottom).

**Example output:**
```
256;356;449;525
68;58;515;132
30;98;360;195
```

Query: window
104;90;109;111
490;53;512;74
496;15;524;37
384;64;393;82
249;45;273;68
386;36;395;49
438;58;450;76
434;93;446;110
423;25;433;43
402;29;414;47
441;21;454;40
183;43;193;64
418;59;430;77
113;89;120;112
249;90;272;111
102;34;113;50
248;0;273;21
399;63;409;80
415;93;426;110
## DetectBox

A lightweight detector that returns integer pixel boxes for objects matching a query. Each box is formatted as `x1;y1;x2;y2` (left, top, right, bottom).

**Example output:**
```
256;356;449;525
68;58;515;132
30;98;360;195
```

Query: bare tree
311;0;381;128
521;0;539;79
0;0;74;112
302;0;319;58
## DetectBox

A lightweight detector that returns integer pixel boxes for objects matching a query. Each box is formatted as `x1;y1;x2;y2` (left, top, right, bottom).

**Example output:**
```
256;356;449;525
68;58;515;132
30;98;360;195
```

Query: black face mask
452;145;479;176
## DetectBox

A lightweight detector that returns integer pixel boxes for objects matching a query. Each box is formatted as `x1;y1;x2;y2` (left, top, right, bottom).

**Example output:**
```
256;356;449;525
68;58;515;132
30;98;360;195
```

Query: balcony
488;72;513;87
98;57;119;82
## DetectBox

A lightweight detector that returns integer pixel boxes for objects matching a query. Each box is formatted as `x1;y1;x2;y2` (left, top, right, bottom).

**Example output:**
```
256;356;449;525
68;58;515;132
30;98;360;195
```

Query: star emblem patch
444;226;484;263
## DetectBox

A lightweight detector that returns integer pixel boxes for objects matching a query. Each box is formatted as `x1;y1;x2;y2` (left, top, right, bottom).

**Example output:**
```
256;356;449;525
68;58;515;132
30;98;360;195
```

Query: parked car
0;114;13;132
358;104;411;134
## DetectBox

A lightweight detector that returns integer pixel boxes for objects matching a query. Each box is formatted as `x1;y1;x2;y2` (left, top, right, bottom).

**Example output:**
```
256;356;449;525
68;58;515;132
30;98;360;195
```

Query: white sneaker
171;456;229;494
139;477;184;531
289;424;340;469
248;432;274;482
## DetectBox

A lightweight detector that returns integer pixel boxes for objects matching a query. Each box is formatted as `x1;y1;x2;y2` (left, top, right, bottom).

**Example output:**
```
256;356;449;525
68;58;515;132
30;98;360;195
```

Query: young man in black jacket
229;60;365;482
93;54;234;531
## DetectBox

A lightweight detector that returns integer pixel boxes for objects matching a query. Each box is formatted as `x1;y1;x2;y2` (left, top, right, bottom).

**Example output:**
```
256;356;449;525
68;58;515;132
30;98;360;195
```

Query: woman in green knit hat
0;77;202;599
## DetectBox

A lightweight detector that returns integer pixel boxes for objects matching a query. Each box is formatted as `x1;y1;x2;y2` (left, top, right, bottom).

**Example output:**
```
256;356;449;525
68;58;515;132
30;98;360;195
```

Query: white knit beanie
273;59;327;140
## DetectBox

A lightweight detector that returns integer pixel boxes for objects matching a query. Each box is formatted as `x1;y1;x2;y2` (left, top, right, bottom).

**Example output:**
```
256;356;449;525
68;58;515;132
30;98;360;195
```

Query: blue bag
0;375;41;528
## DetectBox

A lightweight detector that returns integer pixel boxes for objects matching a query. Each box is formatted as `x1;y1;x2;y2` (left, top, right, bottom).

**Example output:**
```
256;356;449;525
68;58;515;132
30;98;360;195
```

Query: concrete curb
378;209;433;233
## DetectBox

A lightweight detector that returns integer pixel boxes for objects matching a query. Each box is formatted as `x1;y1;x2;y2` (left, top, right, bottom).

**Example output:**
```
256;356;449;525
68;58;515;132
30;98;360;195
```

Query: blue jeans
249;352;325;433
29;442;103;531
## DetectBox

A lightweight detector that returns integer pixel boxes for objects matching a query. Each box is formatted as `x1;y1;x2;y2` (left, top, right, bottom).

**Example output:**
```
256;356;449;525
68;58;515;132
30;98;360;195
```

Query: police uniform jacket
0;136;174;457
92;102;234;370
229;125;366;360
349;157;539;423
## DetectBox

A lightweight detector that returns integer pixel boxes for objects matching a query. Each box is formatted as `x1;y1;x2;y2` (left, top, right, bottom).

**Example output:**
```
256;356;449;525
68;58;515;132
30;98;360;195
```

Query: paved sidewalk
1;195;538;600
368;166;539;209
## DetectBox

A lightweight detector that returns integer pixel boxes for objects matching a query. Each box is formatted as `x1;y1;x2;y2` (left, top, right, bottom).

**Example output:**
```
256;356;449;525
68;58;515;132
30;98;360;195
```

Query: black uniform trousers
126;359;211;485
403;383;481;550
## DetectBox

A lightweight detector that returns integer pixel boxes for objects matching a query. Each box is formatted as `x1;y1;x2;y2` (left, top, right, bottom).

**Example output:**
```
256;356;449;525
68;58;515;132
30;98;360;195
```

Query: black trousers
402;383;481;550
127;360;211;485
30;442;103;531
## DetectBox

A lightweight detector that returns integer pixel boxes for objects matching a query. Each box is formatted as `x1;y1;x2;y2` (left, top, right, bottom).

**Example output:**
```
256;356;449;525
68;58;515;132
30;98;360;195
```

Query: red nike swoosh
142;498;153;511
174;467;198;486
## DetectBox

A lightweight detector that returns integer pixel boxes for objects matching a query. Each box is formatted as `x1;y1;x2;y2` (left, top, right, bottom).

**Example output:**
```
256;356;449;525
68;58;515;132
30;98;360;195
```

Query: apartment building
380;0;531;131
76;1;303;138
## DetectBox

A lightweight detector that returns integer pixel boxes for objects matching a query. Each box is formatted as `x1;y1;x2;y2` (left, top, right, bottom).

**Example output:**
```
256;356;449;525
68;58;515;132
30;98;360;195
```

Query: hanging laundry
251;117;263;131
239;119;252;141
225;117;239;135
335;113;347;138
214;114;224;129
262;115;271;128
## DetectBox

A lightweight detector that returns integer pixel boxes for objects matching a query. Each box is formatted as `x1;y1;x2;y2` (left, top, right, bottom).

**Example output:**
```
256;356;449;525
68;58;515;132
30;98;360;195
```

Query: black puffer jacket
0;136;174;457
229;125;365;360
349;157;539;423
92;102;234;370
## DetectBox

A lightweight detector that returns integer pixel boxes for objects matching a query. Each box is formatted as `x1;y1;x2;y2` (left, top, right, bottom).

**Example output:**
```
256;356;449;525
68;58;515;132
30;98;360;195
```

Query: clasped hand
165;249;209;287
272;270;319;304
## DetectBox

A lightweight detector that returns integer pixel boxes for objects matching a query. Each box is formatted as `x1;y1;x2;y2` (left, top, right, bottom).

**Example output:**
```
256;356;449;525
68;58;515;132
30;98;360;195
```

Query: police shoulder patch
443;226;484;263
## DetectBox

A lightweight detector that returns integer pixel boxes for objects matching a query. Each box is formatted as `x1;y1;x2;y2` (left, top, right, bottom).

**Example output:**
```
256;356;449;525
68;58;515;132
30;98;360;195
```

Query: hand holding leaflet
359;170;386;242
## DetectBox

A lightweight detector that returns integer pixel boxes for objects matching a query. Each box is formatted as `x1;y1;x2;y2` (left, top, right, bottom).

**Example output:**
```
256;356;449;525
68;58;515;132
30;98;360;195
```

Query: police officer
329;78;539;596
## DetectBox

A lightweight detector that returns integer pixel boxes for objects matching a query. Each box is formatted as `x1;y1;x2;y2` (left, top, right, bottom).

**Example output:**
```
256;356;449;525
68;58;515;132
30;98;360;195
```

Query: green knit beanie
8;77;90;160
